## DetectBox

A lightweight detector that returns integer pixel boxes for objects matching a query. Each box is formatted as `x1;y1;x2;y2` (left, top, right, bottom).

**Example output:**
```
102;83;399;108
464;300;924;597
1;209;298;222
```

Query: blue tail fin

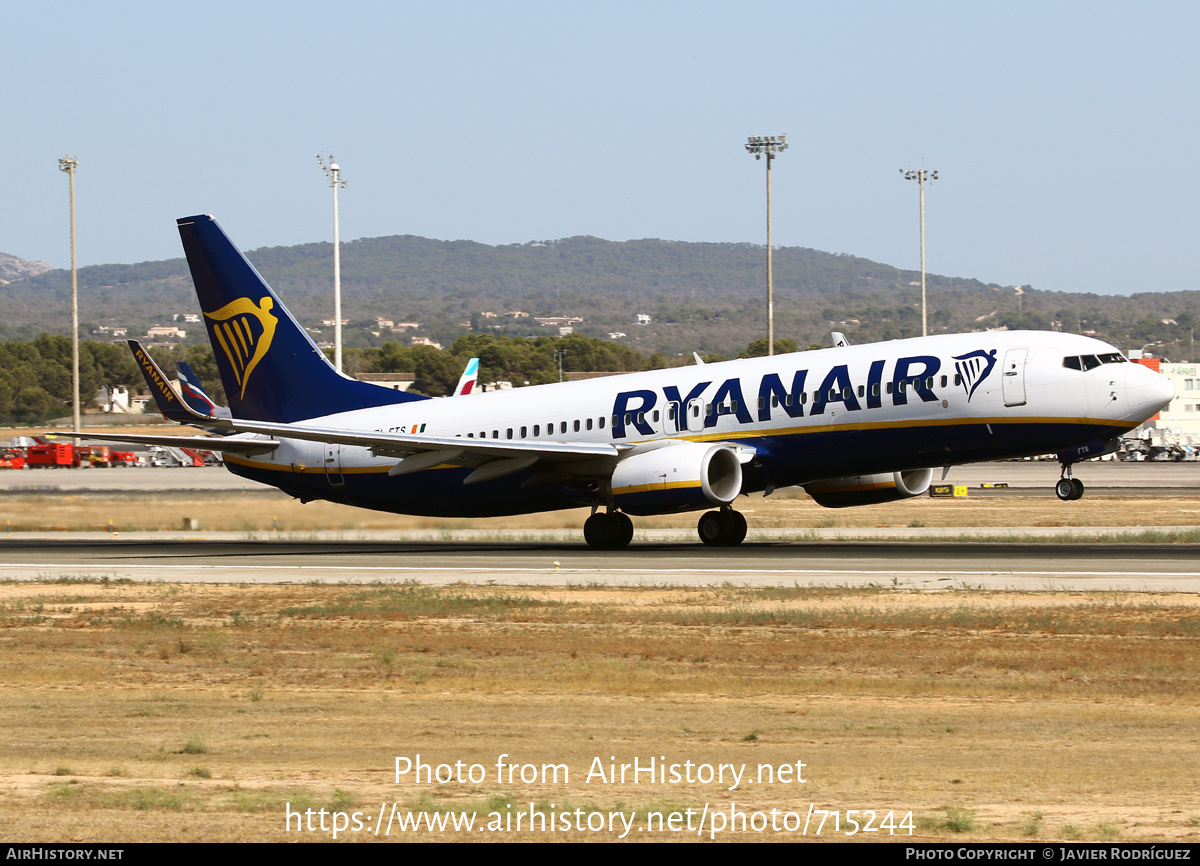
177;214;427;422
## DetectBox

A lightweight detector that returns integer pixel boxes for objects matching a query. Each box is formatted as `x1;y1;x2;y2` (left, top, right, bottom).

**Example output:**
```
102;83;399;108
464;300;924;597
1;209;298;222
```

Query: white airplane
59;214;1175;549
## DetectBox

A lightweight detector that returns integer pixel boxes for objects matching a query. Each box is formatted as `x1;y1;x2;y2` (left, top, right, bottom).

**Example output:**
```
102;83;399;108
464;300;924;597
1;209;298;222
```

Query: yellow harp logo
204;297;278;399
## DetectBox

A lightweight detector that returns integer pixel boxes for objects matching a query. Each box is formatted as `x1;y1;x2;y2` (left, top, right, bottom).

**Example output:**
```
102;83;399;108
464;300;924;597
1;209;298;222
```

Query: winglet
128;340;230;427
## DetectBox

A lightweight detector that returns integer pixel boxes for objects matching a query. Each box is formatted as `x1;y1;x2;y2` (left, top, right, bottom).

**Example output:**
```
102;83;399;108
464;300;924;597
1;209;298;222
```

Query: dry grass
1;580;1199;841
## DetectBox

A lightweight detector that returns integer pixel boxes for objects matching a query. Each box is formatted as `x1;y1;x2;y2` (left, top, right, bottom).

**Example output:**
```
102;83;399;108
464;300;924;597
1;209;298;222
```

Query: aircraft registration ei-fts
58;214;1175;549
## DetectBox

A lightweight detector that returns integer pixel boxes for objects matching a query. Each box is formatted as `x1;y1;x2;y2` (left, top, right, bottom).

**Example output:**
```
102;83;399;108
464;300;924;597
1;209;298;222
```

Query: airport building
1145;362;1200;438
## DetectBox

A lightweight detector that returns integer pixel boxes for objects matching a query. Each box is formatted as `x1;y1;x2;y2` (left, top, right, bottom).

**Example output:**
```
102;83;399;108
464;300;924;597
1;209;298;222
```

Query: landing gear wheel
612;512;634;548
1055;477;1086;501
583;512;634;550
698;511;725;546
725;510;747;545
697;510;747;546
584;513;614;549
1055;478;1075;501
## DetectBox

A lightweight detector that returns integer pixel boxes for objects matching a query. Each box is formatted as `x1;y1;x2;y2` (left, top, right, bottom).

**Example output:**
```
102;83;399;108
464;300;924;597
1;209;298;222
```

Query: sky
4;1;1198;297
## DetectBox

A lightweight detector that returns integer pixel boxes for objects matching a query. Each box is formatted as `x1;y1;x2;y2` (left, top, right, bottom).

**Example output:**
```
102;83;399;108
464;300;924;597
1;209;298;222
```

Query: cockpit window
1065;353;1127;371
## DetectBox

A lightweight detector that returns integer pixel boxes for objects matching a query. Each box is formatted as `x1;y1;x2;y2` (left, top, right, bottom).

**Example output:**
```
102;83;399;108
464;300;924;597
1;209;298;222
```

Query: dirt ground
2;580;1198;843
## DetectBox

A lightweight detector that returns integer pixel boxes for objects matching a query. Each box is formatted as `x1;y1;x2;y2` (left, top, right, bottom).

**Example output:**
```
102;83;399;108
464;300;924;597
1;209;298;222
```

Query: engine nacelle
804;468;934;508
611;441;743;516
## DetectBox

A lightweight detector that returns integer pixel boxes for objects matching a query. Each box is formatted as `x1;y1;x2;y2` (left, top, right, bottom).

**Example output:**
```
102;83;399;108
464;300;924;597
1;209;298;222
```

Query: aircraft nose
1125;365;1175;418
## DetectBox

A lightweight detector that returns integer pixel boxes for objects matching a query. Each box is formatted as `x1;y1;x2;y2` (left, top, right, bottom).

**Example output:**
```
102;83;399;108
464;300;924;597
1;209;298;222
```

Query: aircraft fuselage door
1002;348;1028;407
325;443;344;486
661;401;682;435
686;398;705;433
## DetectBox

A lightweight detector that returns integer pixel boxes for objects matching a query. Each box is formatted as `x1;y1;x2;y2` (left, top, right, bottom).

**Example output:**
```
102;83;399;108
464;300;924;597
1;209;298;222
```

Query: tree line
1;333;776;425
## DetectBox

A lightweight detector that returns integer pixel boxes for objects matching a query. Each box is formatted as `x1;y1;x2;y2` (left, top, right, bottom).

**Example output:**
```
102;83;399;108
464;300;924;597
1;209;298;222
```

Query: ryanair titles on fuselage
608;348;996;439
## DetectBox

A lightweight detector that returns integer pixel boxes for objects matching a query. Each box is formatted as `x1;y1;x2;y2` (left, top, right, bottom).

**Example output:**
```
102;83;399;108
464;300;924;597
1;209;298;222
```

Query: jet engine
803;468;934;508
611;441;743;516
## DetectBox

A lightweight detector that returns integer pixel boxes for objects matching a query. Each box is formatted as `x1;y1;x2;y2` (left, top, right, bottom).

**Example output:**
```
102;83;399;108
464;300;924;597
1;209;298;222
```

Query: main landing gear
1055;465;1085;501
697;507;747;547
583;510;634;550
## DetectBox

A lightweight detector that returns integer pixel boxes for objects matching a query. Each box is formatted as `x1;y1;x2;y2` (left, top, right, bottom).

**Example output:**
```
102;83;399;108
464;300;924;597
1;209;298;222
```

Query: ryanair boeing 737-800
56;214;1175;549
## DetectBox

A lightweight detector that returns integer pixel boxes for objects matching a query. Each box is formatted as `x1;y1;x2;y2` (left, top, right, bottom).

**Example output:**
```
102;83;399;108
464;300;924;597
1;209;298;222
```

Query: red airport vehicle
26;442;78;468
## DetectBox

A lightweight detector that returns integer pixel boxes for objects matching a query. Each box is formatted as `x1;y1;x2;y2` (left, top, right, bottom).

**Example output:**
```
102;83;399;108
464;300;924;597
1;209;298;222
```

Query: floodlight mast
901;168;938;336
316;154;347;372
745;135;787;355
58;155;81;448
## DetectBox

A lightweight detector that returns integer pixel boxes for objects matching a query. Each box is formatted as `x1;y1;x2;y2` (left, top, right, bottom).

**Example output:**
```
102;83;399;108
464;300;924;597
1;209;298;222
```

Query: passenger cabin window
561;421;567;434
533;424;540;436
587;418;593;430
520;426;527;438
506;428;514;440
599;416;606;429
574;419;581;432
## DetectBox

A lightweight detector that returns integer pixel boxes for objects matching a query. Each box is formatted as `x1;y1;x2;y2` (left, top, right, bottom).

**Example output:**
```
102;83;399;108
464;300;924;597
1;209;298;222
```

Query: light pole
58;155;81;445
746;135;788;356
316;154;347;372
901;168;937;336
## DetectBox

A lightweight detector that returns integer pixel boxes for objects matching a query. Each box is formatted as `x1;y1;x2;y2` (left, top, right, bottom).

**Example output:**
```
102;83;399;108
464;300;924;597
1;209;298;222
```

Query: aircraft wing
194;417;619;460
44;431;280;454
124;336;623;477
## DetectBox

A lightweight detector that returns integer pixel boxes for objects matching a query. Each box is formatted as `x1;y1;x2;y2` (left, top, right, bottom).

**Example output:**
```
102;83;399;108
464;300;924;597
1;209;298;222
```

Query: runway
1;459;1199;494
3;537;1200;592
3;461;1199;591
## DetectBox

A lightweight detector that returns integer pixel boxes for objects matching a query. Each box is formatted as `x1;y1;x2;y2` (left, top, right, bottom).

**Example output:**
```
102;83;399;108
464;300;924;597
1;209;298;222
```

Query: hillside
0;252;52;285
2;234;1197;360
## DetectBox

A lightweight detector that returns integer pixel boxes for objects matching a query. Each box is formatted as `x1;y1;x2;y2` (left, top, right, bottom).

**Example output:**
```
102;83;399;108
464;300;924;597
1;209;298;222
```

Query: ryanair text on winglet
134;346;176;405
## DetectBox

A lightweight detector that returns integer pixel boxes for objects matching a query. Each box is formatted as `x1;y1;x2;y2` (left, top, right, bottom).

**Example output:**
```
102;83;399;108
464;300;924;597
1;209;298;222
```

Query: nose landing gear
1055;467;1085;501
697;507;748;546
